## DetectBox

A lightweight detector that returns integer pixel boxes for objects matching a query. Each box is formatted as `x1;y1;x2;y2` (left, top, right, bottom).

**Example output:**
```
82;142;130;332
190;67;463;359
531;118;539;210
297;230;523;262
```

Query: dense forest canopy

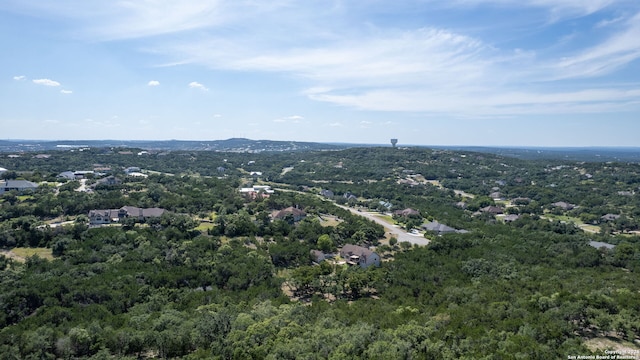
1;146;639;359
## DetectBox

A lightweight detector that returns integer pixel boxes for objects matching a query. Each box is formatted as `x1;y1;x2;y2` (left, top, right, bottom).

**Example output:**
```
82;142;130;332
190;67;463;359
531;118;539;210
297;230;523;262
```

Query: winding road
336;205;431;246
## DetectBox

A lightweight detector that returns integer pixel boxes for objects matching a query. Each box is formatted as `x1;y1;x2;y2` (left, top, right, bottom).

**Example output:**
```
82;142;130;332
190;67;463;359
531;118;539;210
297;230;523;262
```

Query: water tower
390;138;398;148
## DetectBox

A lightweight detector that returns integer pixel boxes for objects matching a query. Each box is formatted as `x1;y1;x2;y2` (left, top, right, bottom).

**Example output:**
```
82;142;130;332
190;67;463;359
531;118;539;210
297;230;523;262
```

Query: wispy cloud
13;75;26;81
147;80;160;86
552;12;640;78
188;81;208;91
274;115;304;123
60;89;73;94
33;78;61;87
452;0;616;19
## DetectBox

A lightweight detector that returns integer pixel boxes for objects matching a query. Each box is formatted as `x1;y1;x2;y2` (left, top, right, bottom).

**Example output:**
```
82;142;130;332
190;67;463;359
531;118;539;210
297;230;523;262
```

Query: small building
310;250;326;263
340;244;380;268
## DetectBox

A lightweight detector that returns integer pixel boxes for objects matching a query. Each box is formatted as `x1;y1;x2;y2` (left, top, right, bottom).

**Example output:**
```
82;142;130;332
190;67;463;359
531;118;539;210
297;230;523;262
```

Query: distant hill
429;146;640;162
1;139;639;162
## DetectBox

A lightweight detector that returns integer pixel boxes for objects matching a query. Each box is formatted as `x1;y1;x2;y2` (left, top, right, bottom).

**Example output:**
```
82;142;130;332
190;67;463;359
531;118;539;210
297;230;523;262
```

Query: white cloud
274;115;304;123
33;78;61;87
60;89;73;94
596;15;625;28
328;122;343;127
13;75;26;81
147;80;160;86
212;114;222;118
188;81;208;91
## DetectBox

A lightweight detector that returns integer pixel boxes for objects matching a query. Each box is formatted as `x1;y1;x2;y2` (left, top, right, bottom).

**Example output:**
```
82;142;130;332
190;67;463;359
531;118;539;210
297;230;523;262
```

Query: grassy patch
373;214;395;224
544;214;602;233
319;215;342;227
584;337;640;354
9;248;54;262
196;222;216;232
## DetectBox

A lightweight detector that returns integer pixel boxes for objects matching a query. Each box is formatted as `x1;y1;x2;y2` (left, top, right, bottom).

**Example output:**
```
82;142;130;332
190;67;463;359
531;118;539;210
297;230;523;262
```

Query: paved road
337;205;431;246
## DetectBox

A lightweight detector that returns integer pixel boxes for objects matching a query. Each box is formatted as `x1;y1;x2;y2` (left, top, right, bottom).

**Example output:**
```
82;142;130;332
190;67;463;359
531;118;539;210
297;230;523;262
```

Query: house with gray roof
551;201;575;210
601;214;621;221
0;180;39;195
421;221;468;235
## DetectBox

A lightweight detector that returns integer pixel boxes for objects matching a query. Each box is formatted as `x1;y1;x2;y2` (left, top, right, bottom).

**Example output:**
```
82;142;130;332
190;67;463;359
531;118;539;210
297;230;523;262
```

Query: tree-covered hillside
1;147;639;359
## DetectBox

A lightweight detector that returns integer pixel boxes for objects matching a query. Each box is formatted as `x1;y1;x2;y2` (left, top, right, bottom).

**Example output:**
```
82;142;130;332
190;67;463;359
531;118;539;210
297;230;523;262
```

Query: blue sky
1;0;640;146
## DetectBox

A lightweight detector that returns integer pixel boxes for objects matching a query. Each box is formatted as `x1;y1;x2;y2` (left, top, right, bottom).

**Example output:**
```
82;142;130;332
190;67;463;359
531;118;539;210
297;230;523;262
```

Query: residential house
551;201;575;210
394;208;421;217
273;207;307;222
502;214;520;222
421;221;467;235
57;171;77;180
601;214;621;221
511;197;531;205
0;180;39;195
88;206;166;225
340;244;380;268
455;201;467;209
489;192;503;201
378;200;392;209
320;189;334;198
57;170;96;180
240;185;274;199
94;176;122;187
310;250;326;264
343;192;358;201
480;206;503;215
589;241;616;250
125;167;141;174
